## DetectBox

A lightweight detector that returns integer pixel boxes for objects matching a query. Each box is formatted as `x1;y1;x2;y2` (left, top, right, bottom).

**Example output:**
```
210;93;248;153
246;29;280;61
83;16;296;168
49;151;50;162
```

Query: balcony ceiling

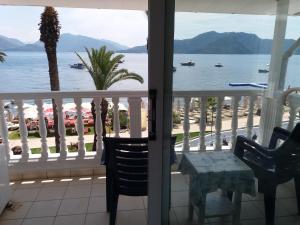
0;0;300;16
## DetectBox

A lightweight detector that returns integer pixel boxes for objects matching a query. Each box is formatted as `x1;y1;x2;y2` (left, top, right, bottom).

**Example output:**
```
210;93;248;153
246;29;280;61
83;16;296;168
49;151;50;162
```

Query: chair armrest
234;135;274;160
268;127;291;149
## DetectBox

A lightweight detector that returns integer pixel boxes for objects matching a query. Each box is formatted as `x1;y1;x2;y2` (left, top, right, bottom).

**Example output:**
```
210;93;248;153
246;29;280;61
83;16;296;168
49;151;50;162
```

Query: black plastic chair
234;123;300;225
103;136;176;225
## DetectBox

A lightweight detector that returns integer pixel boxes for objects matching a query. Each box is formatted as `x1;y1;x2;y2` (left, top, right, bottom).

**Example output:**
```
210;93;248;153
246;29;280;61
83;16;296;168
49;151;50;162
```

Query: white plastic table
179;151;256;225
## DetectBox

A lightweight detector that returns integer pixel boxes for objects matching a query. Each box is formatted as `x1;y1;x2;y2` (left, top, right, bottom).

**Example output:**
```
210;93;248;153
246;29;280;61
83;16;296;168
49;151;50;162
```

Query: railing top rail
0;90;148;100
0;89;264;100
173;89;264;97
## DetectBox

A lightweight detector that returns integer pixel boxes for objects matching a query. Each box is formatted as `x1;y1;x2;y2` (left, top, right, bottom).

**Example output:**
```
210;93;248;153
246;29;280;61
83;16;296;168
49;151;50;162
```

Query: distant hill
121;31;300;54
1;31;299;54
0;33;128;52
0;35;24;50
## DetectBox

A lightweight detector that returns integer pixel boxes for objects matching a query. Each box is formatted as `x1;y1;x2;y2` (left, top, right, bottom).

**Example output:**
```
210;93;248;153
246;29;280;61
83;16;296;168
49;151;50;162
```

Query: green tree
0;51;6;62
39;7;61;152
76;46;144;151
207;97;217;134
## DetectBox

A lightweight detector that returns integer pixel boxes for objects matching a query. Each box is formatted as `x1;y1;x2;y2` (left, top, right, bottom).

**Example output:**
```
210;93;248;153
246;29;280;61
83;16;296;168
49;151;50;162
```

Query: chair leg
258;180;264;193
295;175;300;215
263;185;277;225
109;193;119;225
106;169;111;212
227;191;233;201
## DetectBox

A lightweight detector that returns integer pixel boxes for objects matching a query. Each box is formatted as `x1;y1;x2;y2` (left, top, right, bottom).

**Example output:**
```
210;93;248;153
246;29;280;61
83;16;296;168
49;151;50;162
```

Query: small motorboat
118;60;124;64
172;67;176;72
258;69;269;73
70;63;85;69
214;63;223;67
181;61;195;66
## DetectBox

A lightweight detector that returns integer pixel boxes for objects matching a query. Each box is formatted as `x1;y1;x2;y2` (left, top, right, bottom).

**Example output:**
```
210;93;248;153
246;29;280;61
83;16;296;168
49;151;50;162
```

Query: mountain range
0;31;299;54
0;33;128;52
120;31;299;54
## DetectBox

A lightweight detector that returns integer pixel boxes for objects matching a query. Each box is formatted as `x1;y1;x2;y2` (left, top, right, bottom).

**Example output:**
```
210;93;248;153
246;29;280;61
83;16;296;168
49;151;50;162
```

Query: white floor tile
58;198;89;215
11;189;40;202
118;196;145;211
26;200;61;218
85;213;109;225
0;219;22;225
64;185;91;198
22;217;54;225
88;197;106;213
54;214;85;225
36;186;66;201
116;210;147;225
90;183;106;197
0;202;32;220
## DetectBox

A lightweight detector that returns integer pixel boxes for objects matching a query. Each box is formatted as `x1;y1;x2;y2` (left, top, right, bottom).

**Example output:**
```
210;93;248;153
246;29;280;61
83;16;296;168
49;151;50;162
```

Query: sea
0;52;300;93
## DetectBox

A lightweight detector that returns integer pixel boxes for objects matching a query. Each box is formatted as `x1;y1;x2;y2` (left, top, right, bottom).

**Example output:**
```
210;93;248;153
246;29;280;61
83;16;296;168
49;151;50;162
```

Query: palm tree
39;7;61;152
0;51;6;62
76;46;144;151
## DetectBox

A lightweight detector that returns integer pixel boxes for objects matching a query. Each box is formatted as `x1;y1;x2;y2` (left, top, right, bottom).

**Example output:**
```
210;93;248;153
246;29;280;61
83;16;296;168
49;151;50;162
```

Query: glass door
154;1;294;225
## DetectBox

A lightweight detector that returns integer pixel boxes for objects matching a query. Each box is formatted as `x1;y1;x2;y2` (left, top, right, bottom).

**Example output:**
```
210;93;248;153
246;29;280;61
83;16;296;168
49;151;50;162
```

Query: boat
258;69;269;73
214;63;223;67
173;67;176;72
181;61;195;66
70;63;85;69
118;60;124;63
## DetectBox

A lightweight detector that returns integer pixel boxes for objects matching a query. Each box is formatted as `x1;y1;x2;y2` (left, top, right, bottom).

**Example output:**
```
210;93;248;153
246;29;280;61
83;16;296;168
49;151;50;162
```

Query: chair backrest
103;136;177;196
104;137;149;196
275;123;300;173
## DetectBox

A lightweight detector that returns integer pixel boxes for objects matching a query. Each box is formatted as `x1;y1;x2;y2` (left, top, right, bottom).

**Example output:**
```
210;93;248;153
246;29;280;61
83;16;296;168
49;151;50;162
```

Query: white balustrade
286;94;300;131
112;97;120;137
247;96;255;139
55;98;67;159
75;98;85;158
1;90;264;179
0;100;10;159
36;99;48;160
183;97;191;151
215;97;224;150
94;97;103;157
199;97;207;151
231;96;241;148
15;100;29;160
128;97;142;138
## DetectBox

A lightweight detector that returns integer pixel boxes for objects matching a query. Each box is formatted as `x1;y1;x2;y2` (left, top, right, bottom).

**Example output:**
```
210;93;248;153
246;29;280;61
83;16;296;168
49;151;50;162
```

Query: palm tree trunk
46;47;60;153
91;98;108;152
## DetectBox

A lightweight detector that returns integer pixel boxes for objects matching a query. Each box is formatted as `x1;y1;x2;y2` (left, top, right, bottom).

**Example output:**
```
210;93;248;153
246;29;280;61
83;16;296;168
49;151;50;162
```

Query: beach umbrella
23;106;38;119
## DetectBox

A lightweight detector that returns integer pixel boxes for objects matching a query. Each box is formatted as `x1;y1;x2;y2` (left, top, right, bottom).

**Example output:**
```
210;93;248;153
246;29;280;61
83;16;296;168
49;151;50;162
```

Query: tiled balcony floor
0;174;299;225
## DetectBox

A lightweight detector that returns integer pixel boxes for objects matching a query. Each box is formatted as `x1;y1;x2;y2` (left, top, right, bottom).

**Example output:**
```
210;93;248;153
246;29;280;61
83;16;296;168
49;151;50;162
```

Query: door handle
149;89;157;140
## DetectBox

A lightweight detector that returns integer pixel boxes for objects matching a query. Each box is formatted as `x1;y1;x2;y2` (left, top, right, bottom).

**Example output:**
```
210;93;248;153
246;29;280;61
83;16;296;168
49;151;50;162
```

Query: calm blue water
0;52;299;92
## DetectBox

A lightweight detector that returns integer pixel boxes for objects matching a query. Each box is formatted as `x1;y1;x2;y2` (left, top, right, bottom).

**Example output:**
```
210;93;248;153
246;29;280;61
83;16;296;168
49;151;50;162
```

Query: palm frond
75;46;143;90
0;51;6;62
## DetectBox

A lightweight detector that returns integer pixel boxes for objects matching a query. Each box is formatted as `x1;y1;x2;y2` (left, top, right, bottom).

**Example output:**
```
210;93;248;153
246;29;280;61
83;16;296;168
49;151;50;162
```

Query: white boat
214;63;223;67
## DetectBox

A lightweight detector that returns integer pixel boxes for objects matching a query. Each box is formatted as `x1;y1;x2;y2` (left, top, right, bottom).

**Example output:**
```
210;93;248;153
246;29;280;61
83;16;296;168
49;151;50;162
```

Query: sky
1;6;300;47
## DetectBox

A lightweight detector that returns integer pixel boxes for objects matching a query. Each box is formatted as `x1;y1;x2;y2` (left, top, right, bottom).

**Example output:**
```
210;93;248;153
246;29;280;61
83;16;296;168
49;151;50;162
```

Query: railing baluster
36;99;48;159
199;97;207;152
0;100;10;159
247;96;255;139
16;100;29;160
215;96;224;151
112;97;120;137
94;97;103;157
128;97;141;138
55;98;67;158
75;98;85;158
287;106;296;131
231;96;241;148
183;97;191;151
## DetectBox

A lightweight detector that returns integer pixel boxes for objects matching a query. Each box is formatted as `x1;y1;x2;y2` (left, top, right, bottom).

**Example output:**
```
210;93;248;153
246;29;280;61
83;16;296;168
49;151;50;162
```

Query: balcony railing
0;89;268;179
